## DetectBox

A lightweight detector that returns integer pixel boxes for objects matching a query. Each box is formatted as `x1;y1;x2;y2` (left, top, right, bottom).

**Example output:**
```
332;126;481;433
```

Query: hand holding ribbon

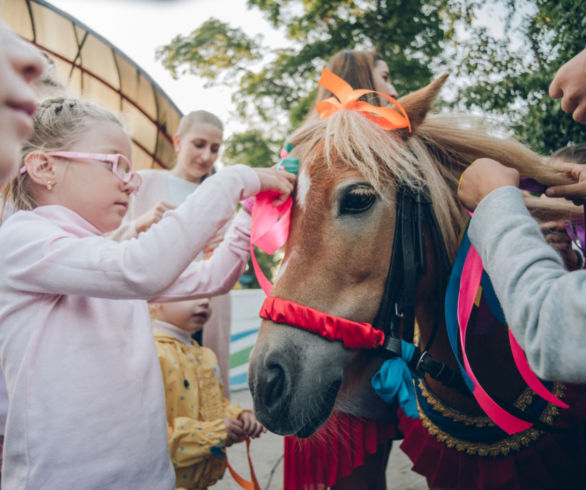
250;150;299;295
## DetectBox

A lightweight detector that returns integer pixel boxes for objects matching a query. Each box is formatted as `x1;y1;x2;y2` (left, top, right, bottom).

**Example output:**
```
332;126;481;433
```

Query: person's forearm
469;186;586;382
4;166;259;299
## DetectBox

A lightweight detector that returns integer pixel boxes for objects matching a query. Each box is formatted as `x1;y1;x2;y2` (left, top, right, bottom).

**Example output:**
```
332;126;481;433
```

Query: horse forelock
289;111;466;258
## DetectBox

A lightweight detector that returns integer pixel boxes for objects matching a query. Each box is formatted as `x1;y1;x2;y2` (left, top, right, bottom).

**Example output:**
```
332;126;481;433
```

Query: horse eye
340;184;376;215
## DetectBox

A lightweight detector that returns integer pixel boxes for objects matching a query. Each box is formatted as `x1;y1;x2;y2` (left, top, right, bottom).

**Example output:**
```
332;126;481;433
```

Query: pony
248;74;586;489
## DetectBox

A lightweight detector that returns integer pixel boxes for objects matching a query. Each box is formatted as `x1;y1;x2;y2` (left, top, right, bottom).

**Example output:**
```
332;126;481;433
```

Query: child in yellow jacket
150;297;265;489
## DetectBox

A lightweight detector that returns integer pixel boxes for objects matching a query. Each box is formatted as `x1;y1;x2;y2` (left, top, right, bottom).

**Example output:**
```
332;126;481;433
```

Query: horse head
248;74;572;437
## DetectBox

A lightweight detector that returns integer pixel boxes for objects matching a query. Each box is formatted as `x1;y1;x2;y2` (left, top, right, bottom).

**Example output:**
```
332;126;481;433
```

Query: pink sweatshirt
0;165;259;489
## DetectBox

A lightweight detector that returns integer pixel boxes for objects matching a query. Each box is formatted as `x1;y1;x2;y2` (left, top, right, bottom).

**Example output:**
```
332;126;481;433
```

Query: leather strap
373;185;471;398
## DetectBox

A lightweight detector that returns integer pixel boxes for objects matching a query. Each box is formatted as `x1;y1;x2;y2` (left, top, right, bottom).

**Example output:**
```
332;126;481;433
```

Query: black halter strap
373;184;471;397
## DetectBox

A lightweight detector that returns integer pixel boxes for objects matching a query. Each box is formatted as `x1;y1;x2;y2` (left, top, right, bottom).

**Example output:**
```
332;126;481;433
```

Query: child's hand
457;158;519;211
549;48;586;124
545;162;586;205
253;167;296;207
135;200;175;234
238;411;267;439
224;417;245;447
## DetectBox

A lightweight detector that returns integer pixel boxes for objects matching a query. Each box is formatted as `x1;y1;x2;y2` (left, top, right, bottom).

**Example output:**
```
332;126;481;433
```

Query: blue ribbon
444;223;475;392
371;340;419;418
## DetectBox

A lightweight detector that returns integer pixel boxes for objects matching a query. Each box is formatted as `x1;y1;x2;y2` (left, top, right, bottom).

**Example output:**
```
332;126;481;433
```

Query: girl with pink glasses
0;97;294;490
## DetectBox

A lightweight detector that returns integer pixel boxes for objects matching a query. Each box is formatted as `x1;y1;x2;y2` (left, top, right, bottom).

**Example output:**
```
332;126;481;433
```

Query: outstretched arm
3;165;295;300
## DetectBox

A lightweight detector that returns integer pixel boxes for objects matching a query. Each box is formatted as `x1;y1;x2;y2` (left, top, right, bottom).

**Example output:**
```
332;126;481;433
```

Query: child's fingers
545;182;586;203
229;425;245;438
159;201;176;212
239;414;251;433
255;168;297;206
551;161;586;180
574;102;586;125
249;423;265;438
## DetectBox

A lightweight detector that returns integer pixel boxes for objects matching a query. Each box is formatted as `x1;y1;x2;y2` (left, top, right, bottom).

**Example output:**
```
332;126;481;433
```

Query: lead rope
225;438;261;490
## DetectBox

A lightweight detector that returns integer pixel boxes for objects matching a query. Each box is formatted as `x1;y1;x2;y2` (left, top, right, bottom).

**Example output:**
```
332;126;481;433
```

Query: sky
50;0;290;137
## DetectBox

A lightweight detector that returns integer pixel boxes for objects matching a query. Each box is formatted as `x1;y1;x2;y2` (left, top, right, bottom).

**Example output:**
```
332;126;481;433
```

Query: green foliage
222;130;281;168
157;0;459;133
239;252;280;289
452;0;586;153
156;18;261;82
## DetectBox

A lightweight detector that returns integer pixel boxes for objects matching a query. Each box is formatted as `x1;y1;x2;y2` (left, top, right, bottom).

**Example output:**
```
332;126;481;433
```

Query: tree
452;0;586;153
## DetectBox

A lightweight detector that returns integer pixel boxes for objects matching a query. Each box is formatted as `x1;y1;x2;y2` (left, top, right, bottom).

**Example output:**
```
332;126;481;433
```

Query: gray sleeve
468;186;586;382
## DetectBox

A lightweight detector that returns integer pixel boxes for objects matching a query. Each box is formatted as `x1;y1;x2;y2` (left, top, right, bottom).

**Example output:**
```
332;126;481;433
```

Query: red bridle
259;296;385;350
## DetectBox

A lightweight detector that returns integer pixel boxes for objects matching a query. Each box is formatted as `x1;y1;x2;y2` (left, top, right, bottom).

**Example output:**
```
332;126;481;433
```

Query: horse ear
398;72;449;133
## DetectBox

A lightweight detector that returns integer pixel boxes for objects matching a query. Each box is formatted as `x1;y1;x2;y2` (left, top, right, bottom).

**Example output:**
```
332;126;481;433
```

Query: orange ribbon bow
315;69;411;132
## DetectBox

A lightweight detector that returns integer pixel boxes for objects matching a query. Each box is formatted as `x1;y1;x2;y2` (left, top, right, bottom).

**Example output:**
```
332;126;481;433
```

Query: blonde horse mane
288;110;575;259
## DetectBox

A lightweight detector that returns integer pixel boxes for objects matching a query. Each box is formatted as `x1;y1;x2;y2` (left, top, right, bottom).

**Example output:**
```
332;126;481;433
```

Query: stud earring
47;181;54;191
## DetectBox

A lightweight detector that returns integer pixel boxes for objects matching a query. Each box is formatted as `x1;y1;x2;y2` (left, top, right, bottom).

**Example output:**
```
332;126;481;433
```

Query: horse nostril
263;363;287;410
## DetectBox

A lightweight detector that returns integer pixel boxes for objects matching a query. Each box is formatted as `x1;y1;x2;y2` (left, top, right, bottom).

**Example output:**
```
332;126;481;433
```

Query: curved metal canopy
1;0;182;170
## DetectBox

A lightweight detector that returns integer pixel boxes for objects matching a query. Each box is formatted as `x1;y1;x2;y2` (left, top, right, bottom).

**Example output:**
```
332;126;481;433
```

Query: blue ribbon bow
371;340;419;418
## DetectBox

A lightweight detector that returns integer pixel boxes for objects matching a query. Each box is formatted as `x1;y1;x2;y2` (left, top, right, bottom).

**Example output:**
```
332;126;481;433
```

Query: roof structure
2;0;182;170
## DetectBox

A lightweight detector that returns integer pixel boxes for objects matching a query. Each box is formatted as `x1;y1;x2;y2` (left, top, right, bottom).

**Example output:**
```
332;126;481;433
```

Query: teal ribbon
371;340;419;418
278;156;299;175
278;142;299;175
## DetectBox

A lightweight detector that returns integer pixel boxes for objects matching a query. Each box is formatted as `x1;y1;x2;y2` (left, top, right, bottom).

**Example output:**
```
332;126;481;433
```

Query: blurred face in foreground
0;20;44;184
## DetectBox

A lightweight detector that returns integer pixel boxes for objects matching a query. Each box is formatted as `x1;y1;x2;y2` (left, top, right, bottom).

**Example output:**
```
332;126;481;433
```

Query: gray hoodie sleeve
468;185;586;383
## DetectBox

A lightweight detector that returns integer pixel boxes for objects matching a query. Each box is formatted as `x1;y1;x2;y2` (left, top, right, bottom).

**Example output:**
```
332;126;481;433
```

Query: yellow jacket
154;323;242;489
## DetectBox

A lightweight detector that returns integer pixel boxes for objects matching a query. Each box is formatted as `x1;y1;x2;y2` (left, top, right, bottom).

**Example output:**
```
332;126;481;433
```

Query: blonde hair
176;110;223;137
2;97;124;214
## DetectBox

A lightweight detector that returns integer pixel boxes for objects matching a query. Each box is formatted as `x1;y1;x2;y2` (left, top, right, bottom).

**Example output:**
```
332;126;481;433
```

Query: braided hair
2;97;124;213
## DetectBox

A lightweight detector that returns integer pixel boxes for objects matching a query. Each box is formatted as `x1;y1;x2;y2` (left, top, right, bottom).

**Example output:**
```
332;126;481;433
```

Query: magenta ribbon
457;195;569;434
250;192;292;295
457;244;569;435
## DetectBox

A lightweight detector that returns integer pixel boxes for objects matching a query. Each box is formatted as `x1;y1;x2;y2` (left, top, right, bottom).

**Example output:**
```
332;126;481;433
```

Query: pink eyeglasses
20;151;142;192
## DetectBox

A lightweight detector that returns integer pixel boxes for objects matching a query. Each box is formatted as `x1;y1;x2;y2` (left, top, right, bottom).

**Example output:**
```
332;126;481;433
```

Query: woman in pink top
113;110;235;398
0;97;294;490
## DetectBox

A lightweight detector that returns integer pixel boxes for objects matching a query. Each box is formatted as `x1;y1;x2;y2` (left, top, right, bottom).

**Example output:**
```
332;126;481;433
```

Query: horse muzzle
248;319;348;436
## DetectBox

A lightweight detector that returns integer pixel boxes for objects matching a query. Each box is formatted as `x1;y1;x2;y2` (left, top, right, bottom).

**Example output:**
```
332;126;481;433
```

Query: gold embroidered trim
416;378;494;427
415;379;566;456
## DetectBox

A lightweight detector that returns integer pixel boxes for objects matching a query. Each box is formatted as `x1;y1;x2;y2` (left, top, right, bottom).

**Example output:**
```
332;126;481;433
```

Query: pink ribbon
250;192;292;295
458;244;567;435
